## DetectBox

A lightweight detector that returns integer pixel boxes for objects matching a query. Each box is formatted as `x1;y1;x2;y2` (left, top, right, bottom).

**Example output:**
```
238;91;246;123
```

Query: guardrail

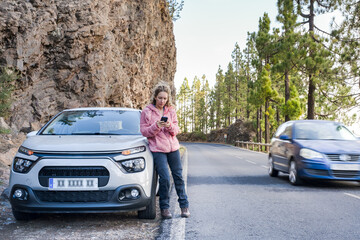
235;141;271;153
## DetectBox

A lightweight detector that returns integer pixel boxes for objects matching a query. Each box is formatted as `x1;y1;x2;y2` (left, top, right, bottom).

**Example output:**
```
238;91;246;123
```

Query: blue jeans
152;150;189;210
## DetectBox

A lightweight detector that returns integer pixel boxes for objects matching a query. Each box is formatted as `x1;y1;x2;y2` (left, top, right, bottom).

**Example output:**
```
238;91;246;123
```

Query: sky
173;0;337;90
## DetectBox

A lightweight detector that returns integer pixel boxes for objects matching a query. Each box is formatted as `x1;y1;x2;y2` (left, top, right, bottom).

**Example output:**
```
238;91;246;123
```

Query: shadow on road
188;174;360;191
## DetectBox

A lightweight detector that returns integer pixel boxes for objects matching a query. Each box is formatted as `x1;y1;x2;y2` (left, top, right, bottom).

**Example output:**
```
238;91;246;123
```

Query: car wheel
289;160;302;185
268;156;279;177
12;209;37;221
138;172;157;219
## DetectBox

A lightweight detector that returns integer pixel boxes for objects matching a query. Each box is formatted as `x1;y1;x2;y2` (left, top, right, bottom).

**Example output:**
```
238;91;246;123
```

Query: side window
275;123;287;138
283;124;293;138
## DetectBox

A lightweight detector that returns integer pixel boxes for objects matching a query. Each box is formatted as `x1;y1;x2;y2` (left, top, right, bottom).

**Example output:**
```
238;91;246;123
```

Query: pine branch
296;0;310;18
315;0;332;9
314;25;331;36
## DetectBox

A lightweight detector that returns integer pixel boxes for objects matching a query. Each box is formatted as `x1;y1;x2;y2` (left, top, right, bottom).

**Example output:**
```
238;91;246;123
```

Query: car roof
63;107;141;112
287;119;342;125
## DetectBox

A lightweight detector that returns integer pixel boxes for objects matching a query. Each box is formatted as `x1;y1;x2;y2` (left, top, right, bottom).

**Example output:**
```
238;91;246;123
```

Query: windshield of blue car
40;110;141;135
294;122;357;140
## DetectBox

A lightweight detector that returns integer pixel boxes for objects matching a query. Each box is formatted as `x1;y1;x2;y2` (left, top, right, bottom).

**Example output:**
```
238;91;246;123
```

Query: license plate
49;178;98;190
330;164;360;171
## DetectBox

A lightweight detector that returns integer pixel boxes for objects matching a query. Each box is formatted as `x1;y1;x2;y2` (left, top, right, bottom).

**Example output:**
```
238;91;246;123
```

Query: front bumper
10;184;151;213
299;161;360;181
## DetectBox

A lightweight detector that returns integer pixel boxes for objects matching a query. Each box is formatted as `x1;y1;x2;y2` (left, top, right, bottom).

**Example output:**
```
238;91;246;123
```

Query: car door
271;123;287;170
276;123;293;172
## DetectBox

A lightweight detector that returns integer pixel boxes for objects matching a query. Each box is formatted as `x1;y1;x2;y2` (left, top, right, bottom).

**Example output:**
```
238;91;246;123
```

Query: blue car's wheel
268;156;279;177
289;160;303;185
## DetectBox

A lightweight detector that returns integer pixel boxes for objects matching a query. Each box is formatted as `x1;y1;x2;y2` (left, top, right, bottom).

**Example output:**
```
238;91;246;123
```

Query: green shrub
0;67;19;118
0;127;11;134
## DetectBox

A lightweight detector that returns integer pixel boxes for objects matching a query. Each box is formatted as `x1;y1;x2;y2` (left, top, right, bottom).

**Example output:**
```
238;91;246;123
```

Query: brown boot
181;208;190;218
161;209;172;219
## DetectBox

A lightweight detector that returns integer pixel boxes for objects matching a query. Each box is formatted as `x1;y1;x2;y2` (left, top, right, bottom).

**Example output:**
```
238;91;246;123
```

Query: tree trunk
307;0;316;119
259;107;263;142
307;75;315;119
284;70;290;122
265;100;270;143
256;109;260;142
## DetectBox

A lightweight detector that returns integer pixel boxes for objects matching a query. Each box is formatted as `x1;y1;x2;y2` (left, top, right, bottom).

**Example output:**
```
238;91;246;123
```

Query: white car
9;107;157;220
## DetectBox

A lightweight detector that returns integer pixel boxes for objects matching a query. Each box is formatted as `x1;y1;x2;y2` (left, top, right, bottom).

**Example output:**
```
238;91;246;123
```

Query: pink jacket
140;104;180;153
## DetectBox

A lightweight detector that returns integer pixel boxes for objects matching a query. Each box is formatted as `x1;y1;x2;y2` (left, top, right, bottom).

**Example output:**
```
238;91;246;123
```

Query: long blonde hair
151;81;173;107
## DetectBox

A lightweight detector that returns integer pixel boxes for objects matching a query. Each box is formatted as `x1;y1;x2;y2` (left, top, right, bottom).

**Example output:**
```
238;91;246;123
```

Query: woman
140;82;190;219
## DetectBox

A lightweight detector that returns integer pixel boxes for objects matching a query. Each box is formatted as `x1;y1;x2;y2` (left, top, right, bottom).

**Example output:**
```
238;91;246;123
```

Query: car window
293;122;356;140
275;123;287;138
275;122;292;138
40;110;141;135
283;124;292;138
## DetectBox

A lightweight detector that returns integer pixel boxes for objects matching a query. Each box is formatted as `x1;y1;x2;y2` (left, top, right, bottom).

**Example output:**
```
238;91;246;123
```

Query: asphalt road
182;142;360;240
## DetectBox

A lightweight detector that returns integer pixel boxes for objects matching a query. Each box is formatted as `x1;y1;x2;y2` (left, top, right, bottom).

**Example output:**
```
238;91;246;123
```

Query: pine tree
214;67;225;129
295;0;339;119
275;0;302;122
177;78;191;132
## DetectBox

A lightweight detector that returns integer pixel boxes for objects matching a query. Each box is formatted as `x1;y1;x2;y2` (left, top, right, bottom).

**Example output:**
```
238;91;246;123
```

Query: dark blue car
269;120;360;185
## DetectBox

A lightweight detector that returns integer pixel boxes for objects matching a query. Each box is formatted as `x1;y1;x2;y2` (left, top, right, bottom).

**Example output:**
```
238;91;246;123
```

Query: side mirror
279;134;290;140
27;131;38;138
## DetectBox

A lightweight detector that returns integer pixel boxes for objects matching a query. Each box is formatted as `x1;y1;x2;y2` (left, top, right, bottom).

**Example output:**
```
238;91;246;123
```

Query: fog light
14;189;24;198
13;188;28;200
131;189;139;198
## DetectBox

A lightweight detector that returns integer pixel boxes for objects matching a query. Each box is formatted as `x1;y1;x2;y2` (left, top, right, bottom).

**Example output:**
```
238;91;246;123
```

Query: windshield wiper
71;132;122;135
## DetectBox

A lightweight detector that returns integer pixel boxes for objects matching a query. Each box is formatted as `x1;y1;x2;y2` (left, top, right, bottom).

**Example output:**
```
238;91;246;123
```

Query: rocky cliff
0;0;176;133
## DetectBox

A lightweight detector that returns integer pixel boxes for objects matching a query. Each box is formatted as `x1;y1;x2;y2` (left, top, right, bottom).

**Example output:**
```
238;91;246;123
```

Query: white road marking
246;160;257;165
262;165;268;169
344;193;360;200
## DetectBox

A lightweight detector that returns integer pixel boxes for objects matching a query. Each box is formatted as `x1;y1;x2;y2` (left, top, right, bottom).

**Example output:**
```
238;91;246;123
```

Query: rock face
0;0;176;132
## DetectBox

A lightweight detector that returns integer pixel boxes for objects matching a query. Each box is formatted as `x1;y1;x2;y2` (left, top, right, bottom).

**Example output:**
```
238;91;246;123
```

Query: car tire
268;156;279;177
289;160;303;185
138;171;157;219
12;209;37;221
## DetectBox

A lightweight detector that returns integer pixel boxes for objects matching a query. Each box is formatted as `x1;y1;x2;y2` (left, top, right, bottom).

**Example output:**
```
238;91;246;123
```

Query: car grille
34;190;114;202
38;166;110;187
305;169;329;176
326;154;360;162
331;170;359;178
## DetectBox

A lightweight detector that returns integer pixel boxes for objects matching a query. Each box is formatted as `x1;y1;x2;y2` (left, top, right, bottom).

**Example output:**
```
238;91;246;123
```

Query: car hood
22;135;148;152
295;139;360;155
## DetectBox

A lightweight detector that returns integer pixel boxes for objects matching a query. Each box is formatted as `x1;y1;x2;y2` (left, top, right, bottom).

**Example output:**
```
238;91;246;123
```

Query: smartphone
161;116;168;122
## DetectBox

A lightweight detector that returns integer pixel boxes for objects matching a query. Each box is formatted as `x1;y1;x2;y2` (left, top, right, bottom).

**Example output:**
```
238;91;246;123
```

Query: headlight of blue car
299;148;324;160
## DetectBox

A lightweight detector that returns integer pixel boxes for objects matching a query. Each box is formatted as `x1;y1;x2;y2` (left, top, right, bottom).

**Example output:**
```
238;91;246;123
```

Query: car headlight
299;148;324;159
18;146;34;156
121;146;146;156
119;158;145;173
13;158;34;173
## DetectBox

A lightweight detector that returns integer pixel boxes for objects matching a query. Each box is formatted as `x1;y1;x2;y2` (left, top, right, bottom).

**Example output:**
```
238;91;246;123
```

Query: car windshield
40;110;141;135
294;122;356;140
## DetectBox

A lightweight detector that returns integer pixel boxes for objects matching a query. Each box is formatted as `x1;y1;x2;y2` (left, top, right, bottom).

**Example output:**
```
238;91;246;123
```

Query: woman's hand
157;121;166;128
157;121;171;128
